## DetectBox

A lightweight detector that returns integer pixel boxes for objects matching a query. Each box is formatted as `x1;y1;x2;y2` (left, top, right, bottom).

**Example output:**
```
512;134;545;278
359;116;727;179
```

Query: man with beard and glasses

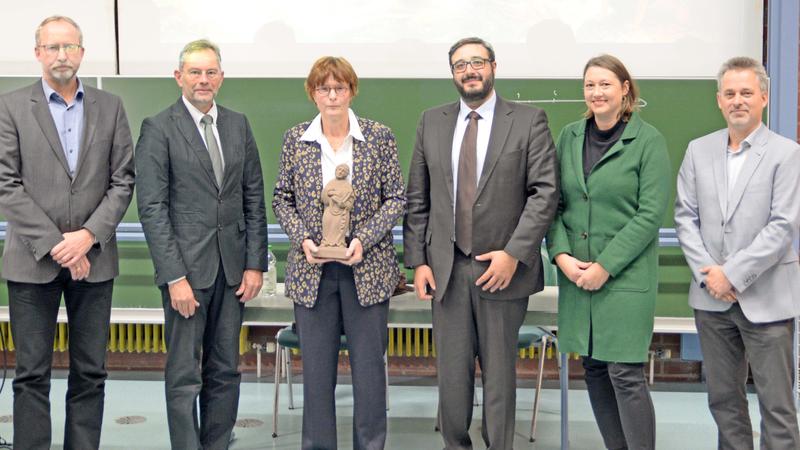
404;36;559;450
0;15;134;450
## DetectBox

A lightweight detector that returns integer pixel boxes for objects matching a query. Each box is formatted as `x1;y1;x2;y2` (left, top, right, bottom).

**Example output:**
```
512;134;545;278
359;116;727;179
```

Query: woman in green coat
546;55;671;450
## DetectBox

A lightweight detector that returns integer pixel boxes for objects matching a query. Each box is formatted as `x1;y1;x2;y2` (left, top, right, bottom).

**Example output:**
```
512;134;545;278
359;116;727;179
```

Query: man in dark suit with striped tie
135;39;268;449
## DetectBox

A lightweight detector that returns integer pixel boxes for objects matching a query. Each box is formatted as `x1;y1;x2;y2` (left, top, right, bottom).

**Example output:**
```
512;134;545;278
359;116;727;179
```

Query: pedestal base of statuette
315;246;349;260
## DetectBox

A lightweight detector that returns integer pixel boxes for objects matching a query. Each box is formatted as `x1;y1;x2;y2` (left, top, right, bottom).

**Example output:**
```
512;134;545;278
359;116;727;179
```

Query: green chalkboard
1;76;726;224
0;76;727;314
101;76;726;225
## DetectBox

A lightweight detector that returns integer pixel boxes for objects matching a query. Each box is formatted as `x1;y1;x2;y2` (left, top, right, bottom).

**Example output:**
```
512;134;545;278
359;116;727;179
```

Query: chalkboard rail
0;221;681;246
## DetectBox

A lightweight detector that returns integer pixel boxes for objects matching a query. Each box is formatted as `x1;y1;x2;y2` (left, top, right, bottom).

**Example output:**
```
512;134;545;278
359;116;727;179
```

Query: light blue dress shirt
41;78;84;177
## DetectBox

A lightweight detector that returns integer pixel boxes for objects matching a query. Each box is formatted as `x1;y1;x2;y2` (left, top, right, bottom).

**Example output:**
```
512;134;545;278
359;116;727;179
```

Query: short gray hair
717;56;769;93
36;15;83;46
178;39;222;69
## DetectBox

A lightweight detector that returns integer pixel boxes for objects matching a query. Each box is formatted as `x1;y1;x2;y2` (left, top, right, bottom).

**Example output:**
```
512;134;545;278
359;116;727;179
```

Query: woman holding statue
272;56;406;450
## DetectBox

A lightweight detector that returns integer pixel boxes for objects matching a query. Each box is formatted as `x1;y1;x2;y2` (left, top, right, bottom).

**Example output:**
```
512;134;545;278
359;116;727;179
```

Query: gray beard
49;68;76;84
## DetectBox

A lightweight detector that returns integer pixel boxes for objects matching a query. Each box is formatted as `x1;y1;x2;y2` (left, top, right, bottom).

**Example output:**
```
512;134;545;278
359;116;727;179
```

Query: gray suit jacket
404;95;559;301
674;125;800;323
135;98;268;289
0;81;134;283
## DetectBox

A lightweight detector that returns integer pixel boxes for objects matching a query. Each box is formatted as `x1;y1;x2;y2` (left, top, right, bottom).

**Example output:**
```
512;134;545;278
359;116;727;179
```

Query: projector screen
0;0;117;75
0;0;764;78
117;0;763;78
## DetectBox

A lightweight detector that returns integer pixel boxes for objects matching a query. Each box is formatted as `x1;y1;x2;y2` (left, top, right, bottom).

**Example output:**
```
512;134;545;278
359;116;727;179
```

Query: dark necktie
455;110;481;255
200;114;224;186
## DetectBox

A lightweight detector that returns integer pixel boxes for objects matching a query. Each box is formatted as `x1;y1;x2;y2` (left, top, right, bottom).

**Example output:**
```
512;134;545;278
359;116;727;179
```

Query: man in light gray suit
675;56;800;450
135;39;268;449
0;15;134;450
404;37;559;449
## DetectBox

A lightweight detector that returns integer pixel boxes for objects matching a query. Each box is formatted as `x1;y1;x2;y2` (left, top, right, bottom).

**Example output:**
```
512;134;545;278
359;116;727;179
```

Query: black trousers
582;327;655;450
294;262;389;450
8;269;114;450
161;267;244;450
583;357;655;450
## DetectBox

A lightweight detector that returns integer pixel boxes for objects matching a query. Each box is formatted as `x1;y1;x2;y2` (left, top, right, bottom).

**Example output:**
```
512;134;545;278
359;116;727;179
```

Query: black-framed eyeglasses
451;58;492;73
315;86;349;95
38;44;82;55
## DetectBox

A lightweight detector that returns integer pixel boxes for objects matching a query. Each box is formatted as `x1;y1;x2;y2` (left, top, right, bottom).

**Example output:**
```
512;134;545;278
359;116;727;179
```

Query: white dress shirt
182;96;225;168
451;90;497;214
300;108;365;186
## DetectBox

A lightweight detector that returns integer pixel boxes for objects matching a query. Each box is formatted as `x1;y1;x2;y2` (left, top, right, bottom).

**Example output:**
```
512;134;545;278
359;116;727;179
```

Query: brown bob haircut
304;56;359;101
583;54;639;122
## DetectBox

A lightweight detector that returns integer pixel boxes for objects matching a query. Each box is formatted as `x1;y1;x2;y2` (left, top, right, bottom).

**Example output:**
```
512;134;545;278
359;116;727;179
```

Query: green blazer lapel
476;97;512;199
30;82;71;175
73;88;98;180
171;99;218;189
438;102;459;204
570;119;589;194
725;126;768;221
711;130;728;218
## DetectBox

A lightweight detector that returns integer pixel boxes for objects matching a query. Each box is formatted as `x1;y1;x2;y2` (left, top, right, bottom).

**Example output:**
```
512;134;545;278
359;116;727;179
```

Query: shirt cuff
167;276;186;286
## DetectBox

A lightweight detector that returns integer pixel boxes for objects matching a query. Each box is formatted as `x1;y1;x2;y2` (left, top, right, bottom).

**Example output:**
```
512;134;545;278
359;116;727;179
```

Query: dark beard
455;73;494;103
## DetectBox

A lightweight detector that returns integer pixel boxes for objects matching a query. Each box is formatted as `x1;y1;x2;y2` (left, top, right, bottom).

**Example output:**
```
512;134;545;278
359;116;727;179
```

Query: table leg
560;351;569;450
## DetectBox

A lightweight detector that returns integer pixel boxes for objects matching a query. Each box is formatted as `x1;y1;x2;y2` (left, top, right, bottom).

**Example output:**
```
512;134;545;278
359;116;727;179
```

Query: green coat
546;113;671;362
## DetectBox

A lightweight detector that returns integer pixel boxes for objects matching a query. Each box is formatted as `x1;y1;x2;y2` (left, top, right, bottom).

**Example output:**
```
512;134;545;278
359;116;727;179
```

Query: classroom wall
0;0;765;315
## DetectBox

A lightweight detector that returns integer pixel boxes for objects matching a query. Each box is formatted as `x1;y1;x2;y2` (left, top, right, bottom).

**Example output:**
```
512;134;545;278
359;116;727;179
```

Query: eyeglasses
451;58;492;73
315;86;349;96
38;44;82;56
185;69;221;80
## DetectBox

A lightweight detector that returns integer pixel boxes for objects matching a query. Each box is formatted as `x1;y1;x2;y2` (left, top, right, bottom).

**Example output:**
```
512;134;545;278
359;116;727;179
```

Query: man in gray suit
0;15;134;450
675;56;800;450
135;39;268;449
404;37;559;449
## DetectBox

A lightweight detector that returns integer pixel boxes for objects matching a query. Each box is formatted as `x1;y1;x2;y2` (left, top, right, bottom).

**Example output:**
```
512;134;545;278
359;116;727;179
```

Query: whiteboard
117;0;763;78
0;0;117;75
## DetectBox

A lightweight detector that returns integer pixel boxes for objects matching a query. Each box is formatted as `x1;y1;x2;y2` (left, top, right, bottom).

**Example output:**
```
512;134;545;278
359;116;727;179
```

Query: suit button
475;202;481;207
218;224;223;230
71;189;76;194
450;235;455;242
581;232;588;239
582;193;588;201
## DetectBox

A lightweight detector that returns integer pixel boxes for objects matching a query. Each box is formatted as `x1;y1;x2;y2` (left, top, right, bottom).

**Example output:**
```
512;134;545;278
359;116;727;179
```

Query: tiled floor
0;374;770;449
